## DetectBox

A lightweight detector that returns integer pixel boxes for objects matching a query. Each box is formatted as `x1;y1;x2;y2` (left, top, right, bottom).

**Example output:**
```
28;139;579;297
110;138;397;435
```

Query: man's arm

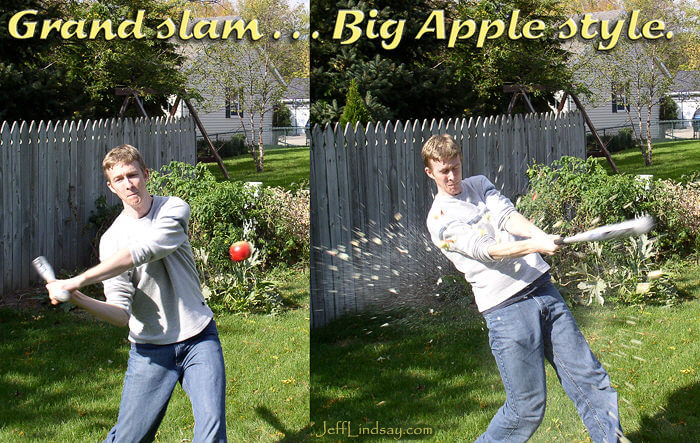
46;247;134;294
48;289;129;327
45;247;134;326
487;235;561;260
503;211;549;239
487;212;562;260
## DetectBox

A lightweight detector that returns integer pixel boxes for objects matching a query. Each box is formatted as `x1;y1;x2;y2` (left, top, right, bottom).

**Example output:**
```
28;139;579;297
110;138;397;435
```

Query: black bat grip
554;237;565;245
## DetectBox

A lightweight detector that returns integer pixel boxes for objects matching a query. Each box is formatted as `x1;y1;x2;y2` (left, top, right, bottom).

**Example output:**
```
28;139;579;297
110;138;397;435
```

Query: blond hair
102;144;147;179
421;134;461;168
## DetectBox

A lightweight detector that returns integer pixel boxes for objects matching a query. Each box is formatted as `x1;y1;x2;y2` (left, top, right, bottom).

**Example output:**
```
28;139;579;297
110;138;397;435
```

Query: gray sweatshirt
100;196;213;344
426;175;550;312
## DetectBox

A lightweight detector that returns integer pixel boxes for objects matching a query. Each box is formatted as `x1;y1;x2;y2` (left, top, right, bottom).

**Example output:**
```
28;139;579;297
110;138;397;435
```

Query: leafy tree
0;0;189;122
311;0;577;125
190;0;308;172
339;79;371;127
447;0;577;116
576;2;692;166
0;0;81;121
311;0;465;124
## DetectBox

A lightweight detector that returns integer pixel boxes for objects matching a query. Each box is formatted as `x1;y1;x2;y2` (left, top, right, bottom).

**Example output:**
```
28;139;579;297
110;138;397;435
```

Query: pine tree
339;79;371;127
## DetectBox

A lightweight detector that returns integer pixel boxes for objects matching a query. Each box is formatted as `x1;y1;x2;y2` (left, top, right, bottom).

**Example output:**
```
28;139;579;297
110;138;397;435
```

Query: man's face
106;161;150;208
425;156;463;196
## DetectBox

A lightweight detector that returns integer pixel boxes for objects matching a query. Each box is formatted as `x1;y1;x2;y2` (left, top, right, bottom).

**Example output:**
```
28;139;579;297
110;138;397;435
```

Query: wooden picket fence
310;111;586;328
0;117;196;295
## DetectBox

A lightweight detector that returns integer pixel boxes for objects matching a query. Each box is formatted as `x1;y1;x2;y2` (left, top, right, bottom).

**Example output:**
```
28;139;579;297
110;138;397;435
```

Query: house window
611;83;629;113
224;90;243;118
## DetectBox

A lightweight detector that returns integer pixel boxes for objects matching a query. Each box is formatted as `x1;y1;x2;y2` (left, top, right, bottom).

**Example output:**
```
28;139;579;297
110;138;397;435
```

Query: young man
422;134;623;442
46;144;226;442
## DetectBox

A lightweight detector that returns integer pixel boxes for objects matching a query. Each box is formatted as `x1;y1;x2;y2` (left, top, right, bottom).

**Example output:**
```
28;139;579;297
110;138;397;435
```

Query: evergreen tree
339;79;371;127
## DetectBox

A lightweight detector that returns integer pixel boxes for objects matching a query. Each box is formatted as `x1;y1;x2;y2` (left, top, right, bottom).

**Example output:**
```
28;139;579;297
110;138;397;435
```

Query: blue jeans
476;279;623;443
104;319;227;442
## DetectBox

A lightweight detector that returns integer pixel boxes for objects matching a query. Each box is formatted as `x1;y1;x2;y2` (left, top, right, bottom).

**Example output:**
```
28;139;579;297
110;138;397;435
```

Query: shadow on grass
0;308;128;439
255;406;312;442
626;382;699;441
310;305;499;440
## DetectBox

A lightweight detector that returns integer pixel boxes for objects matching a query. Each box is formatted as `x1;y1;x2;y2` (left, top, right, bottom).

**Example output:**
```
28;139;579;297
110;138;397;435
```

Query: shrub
194;246;282;315
258;187;310;264
517;156;653;236
196;134;247;158
586;128;636;154
659;95;678;121
516;156;685;306
219;134;247;157
146;161;308;313
148;161;308;269
561;235;683;307
608;127;635;152
651;178;700;256
147;161;217;202
273;102;293;127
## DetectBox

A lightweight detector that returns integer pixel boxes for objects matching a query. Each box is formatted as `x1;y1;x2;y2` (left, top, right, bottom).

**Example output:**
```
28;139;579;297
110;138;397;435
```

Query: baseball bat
32;256;71;302
554;216;655;245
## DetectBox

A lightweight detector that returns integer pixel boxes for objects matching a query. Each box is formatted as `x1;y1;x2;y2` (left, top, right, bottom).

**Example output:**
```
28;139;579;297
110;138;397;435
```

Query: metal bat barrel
556;216;655;245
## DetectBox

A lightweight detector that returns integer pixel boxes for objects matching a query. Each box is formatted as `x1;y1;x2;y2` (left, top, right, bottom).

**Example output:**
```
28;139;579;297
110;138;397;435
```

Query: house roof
671;71;700;93
285;78;309;100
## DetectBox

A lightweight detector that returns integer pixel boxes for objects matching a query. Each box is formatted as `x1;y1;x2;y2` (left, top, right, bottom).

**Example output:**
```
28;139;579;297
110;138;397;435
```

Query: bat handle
53;289;71;303
554;237;565;245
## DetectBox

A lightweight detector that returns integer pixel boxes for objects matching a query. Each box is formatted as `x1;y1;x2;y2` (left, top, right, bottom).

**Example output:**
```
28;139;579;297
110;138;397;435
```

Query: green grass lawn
599;139;700;181
0;267;310;442
310;262;700;442
204;146;310;188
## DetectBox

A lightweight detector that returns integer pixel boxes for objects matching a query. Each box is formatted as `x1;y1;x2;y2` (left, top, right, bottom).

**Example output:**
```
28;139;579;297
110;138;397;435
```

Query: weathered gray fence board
0;117;196;295
11;122;22;291
310;111;586;328
1;123;10;292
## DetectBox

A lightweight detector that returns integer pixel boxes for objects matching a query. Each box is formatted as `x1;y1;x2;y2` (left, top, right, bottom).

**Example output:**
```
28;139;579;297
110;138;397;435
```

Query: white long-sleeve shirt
100;196;213;344
426;176;550;312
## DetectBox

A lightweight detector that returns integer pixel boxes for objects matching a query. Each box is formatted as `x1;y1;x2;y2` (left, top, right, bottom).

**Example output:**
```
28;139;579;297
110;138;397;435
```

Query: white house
668;71;700;121
556;10;663;139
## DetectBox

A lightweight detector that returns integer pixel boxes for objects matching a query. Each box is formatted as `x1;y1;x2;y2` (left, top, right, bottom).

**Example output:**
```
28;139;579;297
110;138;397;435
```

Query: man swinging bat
46;144;226;442
422;134;625;442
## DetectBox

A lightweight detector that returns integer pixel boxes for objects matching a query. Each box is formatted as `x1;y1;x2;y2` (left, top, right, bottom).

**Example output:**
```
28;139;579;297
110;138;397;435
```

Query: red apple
229;241;252;262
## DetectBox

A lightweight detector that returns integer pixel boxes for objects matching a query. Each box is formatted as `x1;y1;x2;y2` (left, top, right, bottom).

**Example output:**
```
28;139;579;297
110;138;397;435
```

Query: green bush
651;178;700;256
517;156;653;235
148;161;308;269
516;156;685;306
219;134;247;157
84;162;305;315
586;128;636;154
258;187;310;264
145;161;309;313
147;161;217;202
193;246;282;315
659;95;678;121
273;102;293;127
196;134;248;158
